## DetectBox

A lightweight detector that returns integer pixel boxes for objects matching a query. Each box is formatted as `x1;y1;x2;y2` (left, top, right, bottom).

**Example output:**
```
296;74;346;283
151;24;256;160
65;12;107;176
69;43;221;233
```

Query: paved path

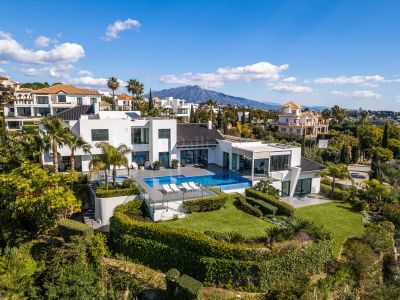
336;162;371;187
281;195;330;208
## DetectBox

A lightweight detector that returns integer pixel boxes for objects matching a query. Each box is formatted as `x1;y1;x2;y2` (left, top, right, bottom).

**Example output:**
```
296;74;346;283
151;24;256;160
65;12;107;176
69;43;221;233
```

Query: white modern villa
156;96;198;122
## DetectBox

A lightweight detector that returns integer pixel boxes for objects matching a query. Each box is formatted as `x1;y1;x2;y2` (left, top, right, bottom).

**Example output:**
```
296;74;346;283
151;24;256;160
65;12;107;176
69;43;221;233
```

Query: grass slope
164;198;273;238
296;201;364;257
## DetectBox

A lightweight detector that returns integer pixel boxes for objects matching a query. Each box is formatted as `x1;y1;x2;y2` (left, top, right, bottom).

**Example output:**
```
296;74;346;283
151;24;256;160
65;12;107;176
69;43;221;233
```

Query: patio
280;194;330;208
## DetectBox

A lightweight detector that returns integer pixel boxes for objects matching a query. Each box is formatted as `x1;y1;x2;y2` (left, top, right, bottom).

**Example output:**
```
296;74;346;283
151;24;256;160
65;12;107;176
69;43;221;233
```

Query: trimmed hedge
165;268;181;298
96;186;139;198
245;189;294;216
246;197;278;215
232;194;263;217
58;218;93;241
320;184;350;201
177;274;203;300
183;194;228;213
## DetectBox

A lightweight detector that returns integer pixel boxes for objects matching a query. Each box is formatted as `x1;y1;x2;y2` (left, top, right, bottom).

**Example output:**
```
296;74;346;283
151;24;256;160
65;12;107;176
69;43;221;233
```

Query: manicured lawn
163;198;273;238
296;201;364;257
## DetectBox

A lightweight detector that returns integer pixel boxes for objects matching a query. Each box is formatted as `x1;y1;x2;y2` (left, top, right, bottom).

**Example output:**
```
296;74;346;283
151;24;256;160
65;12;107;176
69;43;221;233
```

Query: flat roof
232;142;297;153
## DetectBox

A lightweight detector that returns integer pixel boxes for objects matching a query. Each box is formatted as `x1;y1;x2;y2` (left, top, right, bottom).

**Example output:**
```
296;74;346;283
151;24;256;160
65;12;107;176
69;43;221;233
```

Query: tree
331;105;347;124
126;79;144;111
301;130;306;156
148;88;154;110
321;163;352;194
340;144;350;164
359;110;369;124
388;138;400;158
42;118;69;173
320;147;341;164
64;132;91;171
0;163;80;235
351;144;360;164
110;144;130;187
321;108;331;120
382;123;389;148
107;77;119;111
217;109;223;129
364;179;394;204
24;133;51;167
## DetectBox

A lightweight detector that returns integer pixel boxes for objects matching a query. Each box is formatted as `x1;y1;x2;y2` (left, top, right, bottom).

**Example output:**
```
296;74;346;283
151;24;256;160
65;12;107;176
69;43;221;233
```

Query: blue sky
1;0;400;110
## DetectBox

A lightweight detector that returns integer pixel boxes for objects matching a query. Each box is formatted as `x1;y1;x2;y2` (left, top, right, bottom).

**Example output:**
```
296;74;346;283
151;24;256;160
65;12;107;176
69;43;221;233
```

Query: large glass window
180;149;208;165
232;153;239;171
158;129;171;139
159;152;170;167
294;178;312;195
131;128;149;144
57;95;66;102
91;129;109;141
132;151;149;166
254;158;269;175
281;181;290;196
270;155;290;172
37;96;49;104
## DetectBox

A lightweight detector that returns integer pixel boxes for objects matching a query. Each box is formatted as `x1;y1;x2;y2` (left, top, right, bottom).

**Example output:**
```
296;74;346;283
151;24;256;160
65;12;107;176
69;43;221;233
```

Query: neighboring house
113;93;133;110
43;103;323;198
277;101;329;137
3;84;101;130
157;97;198;122
0;76;19;99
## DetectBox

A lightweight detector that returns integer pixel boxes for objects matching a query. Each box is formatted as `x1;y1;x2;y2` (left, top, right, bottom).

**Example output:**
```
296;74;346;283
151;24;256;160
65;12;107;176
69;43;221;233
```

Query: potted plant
171;159;179;169
153;160;161;170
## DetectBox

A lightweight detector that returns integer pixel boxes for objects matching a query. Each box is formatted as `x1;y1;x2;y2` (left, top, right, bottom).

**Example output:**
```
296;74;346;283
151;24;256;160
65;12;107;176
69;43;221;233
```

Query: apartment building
277;101;329;137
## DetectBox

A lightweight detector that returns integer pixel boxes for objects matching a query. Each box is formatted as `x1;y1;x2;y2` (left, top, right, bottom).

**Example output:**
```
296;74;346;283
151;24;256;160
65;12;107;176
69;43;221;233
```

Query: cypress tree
340;144;349;164
217;109;223;129
301;130;306;156
241;110;246;124
351;145;360;164
382;122;389;148
148;88;154;110
190;105;195;123
194;110;199;123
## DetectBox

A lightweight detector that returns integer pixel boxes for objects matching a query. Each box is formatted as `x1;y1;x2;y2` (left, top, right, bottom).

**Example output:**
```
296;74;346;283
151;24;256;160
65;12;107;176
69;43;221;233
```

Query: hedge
177;274;203;300
232;195;263;217
96;186;139;198
245;189;294;216
382;203;400;226
246;197;278;215
183;193;228;213
320;184;350;201
58;218;93;241
165;268;181;298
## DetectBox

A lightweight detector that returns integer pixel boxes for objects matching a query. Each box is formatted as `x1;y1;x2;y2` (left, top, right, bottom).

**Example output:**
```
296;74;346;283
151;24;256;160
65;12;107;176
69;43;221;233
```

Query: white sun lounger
182;182;194;192
188;182;200;190
169;183;181;193
162;184;174;194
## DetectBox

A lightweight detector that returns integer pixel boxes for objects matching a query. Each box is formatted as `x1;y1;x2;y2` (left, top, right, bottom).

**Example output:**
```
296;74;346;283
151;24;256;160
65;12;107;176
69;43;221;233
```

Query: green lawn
296;201;364;257
163;198;273;238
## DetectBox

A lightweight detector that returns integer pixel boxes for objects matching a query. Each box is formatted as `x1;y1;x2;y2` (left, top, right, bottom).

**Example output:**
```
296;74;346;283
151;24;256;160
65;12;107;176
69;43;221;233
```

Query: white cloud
68;76;108;87
160;61;289;88
0;67;6;73
313;75;384;85
0;31;84;64
282;76;297;82
270;83;313;94
102;18;141;41
330;89;381;99
330;90;349;97
20;64;74;78
34;36;52;48
78;69;93;76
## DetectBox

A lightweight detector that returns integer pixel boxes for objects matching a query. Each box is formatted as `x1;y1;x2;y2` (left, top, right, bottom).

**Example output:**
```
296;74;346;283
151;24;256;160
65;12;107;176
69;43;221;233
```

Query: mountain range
146;85;325;110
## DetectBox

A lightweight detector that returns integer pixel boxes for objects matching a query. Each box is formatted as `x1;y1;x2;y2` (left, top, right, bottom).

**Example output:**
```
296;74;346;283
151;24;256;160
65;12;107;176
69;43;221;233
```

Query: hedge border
183;193;228;213
245;189;294;216
246;197;278;215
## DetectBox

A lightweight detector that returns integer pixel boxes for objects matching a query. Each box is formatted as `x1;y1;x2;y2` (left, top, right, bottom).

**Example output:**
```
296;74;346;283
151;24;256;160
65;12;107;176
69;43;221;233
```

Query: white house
113;93;133;110
157;97;198;122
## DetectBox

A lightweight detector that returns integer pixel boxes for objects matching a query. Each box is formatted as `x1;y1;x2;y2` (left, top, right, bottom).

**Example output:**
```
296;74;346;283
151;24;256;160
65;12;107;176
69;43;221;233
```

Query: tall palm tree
126;79;144;111
110;144;131;187
321;163;352;194
107;77;119;110
64;132;91;171
24;133;51;167
41;118;69;173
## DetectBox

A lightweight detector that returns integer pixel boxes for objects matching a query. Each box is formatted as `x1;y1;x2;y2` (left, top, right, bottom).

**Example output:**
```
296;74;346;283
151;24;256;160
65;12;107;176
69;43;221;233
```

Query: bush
121;178;136;188
204;231;246;244
183;194;228;213
96;186;139;198
58;219;93;241
177;274;203;300
165;268;181;298
320;177;332;186
115;200;149;219
382;203;400;226
320;184;350;201
233;195;263;217
246;197;278;215
254;179;279;197
245;189;294;216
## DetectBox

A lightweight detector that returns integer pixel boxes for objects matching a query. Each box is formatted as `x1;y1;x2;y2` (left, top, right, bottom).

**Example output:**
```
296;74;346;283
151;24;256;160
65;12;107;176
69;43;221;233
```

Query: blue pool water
143;172;251;190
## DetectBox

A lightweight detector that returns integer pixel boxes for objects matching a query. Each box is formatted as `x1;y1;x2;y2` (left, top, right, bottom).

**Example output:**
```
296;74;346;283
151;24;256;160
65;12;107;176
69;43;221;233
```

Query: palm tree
41;118;69;173
107;77;120;110
88;156;105;181
265;226;284;249
110;144;131;187
64;132;91;171
126;79;144;111
321;163;352;195
24;133;51;167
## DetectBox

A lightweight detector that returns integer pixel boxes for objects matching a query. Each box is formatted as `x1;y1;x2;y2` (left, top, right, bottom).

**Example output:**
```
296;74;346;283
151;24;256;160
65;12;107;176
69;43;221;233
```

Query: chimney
208;120;212;129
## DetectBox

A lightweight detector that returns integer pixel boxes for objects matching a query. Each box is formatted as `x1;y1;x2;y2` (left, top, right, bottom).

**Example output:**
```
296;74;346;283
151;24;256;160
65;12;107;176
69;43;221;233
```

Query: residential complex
277;101;329;137
155;96;198;121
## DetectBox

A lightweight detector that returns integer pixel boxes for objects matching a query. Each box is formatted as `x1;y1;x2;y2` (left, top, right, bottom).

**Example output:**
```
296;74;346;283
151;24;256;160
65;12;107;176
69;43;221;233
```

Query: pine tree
194;110;199;123
217;109;223;129
190;105;195;123
148;88;154;110
241;110;246;124
382;122;389;148
301;130;306;156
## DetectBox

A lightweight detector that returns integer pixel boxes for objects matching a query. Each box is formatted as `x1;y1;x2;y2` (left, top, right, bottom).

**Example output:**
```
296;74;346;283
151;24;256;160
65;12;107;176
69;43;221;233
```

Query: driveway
336;162;371;187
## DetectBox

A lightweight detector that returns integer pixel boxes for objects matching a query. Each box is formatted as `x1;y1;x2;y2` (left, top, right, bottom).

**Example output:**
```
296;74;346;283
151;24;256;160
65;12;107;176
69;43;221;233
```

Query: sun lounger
182;182;194;192
169;183;181;193
162;184;174;194
188;182;200;190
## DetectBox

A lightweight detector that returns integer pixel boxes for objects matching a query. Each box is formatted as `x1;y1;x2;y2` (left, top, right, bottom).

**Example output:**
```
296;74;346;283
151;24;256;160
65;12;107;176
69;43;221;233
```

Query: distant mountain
146;85;282;110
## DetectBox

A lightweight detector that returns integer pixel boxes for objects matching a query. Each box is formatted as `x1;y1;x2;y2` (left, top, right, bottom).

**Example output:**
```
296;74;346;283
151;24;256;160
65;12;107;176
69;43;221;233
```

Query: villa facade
277;101;329;137
156;96;198;122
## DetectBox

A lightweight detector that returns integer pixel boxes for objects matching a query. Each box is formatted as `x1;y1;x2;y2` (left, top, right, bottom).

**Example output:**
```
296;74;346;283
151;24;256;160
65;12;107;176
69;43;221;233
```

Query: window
38;108;50;116
77;97;83;105
180;149;208;165
37;96;49;104
57;95;66;102
131;128;149;144
159;152;170;167
90;98;97;105
132;151;149;166
294;178;312;195
158;129;170;139
281;181;290;196
177;108;188;114
91;129;109;141
270;155;290;172
254;158;269;175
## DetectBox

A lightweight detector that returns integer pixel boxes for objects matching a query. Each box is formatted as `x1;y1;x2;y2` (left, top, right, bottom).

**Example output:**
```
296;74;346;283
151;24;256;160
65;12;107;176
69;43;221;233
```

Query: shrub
165;268;181;298
58;219;93;241
183;194;228;213
320;184;350;201
246;197;278;215
233;195;263;217
204;231;246;244
115;200;149;219
177;274;203;300
254;179;279;197
320;177;332;186
121;178;135;188
96;186;139;198
245;188;294;216
382;203;400;226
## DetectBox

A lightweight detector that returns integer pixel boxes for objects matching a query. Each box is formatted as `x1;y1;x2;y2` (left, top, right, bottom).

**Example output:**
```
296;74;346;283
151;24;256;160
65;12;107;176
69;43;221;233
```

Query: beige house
277;101;328;137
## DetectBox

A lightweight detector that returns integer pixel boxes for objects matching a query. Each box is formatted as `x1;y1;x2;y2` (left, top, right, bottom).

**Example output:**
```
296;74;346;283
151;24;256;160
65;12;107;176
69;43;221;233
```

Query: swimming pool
143;172;251;190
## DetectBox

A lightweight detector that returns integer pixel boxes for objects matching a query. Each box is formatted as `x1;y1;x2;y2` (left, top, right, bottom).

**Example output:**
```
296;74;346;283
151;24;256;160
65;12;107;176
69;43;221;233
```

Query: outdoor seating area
162;181;201;194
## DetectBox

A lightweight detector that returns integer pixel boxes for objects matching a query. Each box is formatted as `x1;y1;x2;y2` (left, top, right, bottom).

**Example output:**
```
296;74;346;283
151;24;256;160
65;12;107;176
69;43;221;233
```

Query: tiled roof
54;105;94;121
283;101;301;109
16;88;32;93
33;84;101;95
177;123;224;146
115;93;133;100
300;157;325;172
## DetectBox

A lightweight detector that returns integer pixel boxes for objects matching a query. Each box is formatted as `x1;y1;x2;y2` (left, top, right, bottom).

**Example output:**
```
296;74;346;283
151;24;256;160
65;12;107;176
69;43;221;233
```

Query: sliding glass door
180;149;208;165
294;178;312;195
